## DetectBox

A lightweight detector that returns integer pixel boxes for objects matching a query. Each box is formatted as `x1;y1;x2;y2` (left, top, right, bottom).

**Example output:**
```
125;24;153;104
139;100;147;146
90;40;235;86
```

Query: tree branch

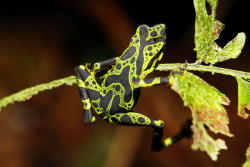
1;63;250;111
156;63;250;80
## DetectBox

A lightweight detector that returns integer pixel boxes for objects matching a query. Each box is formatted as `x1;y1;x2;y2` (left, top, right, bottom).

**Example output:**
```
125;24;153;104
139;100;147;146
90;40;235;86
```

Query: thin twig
1;63;250;111
0;75;77;111
156;63;250;80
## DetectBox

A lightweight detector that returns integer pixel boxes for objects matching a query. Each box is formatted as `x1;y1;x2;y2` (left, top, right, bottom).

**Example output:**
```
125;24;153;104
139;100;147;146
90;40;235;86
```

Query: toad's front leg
76;65;101;123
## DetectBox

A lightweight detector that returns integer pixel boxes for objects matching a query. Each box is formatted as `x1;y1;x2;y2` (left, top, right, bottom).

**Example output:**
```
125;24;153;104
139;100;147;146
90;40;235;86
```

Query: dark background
0;0;249;166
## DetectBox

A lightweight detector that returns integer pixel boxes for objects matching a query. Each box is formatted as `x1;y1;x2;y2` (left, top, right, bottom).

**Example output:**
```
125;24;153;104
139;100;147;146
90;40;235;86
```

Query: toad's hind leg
109;112;192;151
153;119;193;151
109;112;165;150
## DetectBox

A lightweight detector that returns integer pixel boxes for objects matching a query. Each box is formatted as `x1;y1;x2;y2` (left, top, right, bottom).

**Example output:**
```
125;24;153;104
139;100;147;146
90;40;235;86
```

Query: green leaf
219;33;246;62
243;144;250;167
193;0;246;65
191;121;227;161
236;77;250;119
171;71;233;160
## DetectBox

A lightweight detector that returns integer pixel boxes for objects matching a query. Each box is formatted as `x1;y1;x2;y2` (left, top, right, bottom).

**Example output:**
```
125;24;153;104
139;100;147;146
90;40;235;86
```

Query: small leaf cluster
194;0;246;65
168;0;249;163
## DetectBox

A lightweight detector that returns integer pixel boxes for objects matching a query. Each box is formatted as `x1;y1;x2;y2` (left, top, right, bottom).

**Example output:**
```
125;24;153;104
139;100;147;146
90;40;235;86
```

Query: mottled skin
76;24;191;151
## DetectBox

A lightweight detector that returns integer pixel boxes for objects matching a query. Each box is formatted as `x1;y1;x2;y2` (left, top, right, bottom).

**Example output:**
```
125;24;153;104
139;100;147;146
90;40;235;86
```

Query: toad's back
100;24;166;115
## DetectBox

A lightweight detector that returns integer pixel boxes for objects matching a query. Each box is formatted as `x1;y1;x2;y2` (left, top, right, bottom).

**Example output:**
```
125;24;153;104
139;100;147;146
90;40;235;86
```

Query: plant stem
0;75;77;111
156;63;250;80
1;63;250;111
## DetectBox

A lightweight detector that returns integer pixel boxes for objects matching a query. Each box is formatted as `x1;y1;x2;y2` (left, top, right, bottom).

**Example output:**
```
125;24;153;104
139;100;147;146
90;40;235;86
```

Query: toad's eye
150;31;157;37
